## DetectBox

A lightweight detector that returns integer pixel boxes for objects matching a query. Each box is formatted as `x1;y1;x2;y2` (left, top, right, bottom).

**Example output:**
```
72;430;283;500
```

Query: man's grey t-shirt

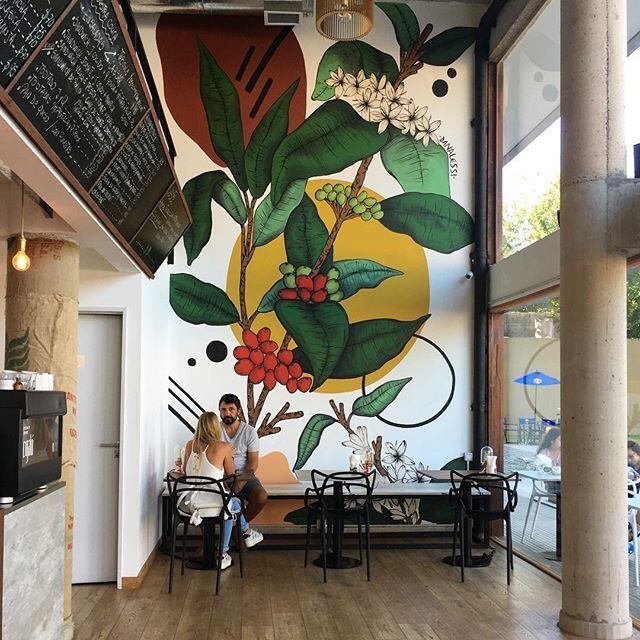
221;421;259;470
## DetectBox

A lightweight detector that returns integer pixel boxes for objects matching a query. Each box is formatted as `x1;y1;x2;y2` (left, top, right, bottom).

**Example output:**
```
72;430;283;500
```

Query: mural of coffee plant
169;3;476;499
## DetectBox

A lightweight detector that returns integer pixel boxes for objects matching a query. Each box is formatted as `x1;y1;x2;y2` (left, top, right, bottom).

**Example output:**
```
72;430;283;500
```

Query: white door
72;313;122;583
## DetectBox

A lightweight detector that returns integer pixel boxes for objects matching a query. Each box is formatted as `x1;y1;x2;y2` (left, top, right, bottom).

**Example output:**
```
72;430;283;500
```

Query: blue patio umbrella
513;370;560;419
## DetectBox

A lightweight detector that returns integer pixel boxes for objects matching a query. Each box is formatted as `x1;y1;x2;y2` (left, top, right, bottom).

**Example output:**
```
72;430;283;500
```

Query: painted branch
247;379;255;417
257;402;304;437
372;436;391;479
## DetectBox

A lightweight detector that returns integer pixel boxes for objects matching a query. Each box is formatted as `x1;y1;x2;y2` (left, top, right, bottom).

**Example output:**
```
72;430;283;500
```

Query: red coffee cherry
260;340;278;353
311;290;328;304
257;327;271;342
233;346;250;360
277;350;293;365
278;288;298;300
234;359;253;376
297;377;312;392
249;349;264;365
296;275;314;290
242;329;259;349
286;378;298;393
263;353;277;371
313;274;328;291
249;366;266;384
264;370;276;390
298;288;311;302
288;362;302;379
274;363;289;385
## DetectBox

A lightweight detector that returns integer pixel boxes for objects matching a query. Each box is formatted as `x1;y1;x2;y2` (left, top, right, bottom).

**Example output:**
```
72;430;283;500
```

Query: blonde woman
180;411;250;569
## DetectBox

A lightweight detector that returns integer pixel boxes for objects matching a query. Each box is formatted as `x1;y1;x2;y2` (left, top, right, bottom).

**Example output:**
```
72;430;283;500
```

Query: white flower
326;66;353;98
406;462;430;483
341;425;370;456
385;82;410;109
376;498;420;524
345;70;371;94
415;117;442;146
383;440;414;468
401;99;428;137
351;87;380;121
369;73;387;99
370;98;405;134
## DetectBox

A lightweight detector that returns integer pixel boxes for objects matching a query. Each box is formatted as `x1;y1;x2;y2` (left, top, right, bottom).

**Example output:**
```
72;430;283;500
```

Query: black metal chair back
311;470;376;513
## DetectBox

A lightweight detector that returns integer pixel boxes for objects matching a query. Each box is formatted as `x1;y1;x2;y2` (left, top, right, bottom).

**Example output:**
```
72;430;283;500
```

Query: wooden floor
72;546;640;640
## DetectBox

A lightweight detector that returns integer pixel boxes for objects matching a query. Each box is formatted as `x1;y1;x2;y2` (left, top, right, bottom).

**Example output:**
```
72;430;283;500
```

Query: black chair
303;470;376;583
166;473;244;595
449;470;519;584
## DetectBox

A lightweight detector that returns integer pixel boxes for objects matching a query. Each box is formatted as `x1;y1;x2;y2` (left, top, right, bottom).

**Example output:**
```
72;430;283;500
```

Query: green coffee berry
336;193;347;206
315;190;327;201
329;290;344;302
326;279;340;294
345;186;352;196
296;265;312;276
279;262;295;275
363;197;376;207
372;210;384;220
334;184;344;193
327;267;340;279
348;197;358;208
353;204;366;215
370;202;381;213
361;211;373;221
323;183;332;193
283;273;296;288
327;191;337;202
357;191;368;202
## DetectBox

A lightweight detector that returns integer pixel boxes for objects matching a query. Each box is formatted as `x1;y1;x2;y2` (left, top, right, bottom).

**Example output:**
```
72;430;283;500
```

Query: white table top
518;470;562;481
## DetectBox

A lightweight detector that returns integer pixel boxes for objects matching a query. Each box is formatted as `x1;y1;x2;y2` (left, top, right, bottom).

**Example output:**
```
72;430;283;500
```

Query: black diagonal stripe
169;375;206;413
250;78;273;119
236;45;256;81
245;27;291;93
169;388;200;419
169;404;196;433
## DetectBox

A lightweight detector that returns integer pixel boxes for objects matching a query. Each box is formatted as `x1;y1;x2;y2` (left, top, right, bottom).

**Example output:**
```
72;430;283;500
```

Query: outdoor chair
166;473;244;595
450;470;519;585
303;470;376;583
628;477;640;586
521;479;557;542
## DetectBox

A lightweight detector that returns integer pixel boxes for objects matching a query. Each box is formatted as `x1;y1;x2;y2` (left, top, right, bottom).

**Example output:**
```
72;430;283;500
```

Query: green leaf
352;377;412;417
381;137;450;197
300;314;430;379
257;279;285;313
213;179;246;225
182;172;219;265
376;3;420;52
253;179;307;247
170;273;239;326
293;414;337;470
333;258;402;300
7;328;29;351
380;192;473;253
199;39;247;190
6;328;29;371
419;27;477;66
245;80;299;199
275;300;349;389
284;194;333;273
312;41;399;101
272;101;391;202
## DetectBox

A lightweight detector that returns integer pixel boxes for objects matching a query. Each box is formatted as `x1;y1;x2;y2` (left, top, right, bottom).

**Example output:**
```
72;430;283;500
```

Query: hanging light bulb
12;181;31;272
316;0;373;41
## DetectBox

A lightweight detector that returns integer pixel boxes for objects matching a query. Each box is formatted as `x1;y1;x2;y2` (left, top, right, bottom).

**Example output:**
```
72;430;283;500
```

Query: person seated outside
180;411;249;570
218;393;266;548
628;440;640;475
537;426;561;494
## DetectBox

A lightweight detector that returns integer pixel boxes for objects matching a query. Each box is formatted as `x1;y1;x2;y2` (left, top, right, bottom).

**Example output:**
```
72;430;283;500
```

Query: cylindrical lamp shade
316;0;373;41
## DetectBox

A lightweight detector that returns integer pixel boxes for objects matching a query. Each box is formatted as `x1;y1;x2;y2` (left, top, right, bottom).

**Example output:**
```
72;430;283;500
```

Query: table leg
186;519;217;570
542;492;562;561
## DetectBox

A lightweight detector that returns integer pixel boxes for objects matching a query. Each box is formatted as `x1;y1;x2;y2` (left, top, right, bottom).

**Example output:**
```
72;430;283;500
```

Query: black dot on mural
206;341;228;363
432;79;449;98
534;71;544;82
447;68;457;79
187;358;196;367
542;83;559;102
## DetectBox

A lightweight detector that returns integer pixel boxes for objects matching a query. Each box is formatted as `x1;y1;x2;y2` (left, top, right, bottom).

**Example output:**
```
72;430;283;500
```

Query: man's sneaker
243;528;264;548
219;552;233;570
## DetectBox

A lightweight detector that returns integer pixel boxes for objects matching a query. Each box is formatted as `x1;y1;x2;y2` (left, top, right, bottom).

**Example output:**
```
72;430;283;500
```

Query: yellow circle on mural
227;179;429;393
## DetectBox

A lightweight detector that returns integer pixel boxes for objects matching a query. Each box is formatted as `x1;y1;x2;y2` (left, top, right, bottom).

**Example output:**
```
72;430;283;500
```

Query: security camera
464;270;474;280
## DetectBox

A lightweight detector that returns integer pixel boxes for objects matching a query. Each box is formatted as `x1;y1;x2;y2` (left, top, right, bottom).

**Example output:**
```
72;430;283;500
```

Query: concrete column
559;0;631;638
5;235;79;639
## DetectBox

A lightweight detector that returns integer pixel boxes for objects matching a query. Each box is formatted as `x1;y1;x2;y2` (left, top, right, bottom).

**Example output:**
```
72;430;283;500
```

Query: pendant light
11;181;31;272
316;0;374;41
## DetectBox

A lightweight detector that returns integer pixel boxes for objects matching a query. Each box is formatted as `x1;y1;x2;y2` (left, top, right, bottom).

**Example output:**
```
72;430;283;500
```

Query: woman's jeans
223;497;248;552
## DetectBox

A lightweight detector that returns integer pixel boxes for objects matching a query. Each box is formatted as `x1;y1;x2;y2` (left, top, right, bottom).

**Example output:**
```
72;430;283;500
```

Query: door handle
99;442;120;448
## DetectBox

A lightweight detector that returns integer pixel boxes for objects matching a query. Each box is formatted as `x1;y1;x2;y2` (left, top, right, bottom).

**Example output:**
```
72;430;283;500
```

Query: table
628;496;640;586
518;469;561;560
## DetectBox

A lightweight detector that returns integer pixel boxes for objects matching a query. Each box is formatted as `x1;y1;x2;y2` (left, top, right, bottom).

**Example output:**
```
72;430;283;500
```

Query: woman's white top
177;444;226;523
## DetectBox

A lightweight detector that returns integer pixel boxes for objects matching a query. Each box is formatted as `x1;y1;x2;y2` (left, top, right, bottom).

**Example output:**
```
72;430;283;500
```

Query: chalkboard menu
0;0;192;276
131;183;191;272
0;0;69;87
